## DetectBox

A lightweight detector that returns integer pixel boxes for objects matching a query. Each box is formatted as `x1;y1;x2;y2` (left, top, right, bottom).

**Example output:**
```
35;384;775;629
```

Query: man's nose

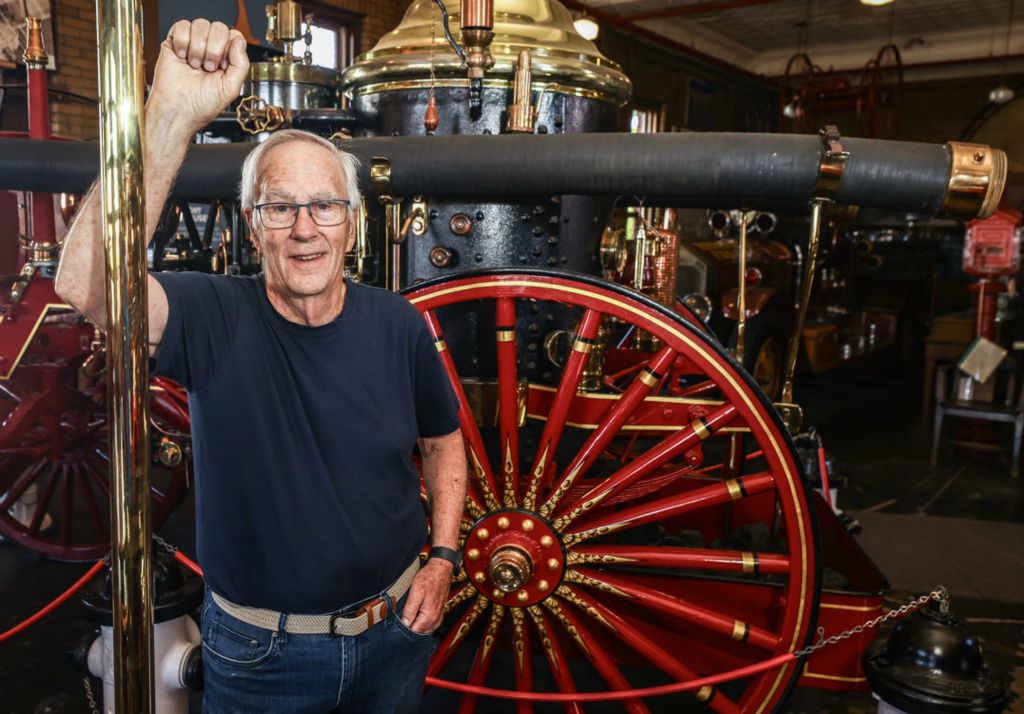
291;205;318;238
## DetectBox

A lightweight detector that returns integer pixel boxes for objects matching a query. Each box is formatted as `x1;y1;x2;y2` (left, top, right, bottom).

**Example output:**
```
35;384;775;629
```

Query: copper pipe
96;0;154;710
506;50;536;133
461;0;493;30
780;201;824;405
460;0;494;113
649;213;678;309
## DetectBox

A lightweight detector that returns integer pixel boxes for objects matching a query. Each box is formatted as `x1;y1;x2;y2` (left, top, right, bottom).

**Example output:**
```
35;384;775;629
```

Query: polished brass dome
340;0;631;105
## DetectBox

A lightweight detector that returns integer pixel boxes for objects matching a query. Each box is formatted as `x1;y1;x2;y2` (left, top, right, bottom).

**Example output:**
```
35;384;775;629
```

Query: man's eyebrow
260;189;296;202
259;190;341;202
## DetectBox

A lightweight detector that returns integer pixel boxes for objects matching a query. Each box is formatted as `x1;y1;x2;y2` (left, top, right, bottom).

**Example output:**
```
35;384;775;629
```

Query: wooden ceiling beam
560;0;768;82
620;0;782;23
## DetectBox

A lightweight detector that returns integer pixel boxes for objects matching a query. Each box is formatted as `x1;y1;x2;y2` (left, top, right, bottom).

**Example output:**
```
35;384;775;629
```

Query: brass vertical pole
95;0;154;711
735;211;749;361
632;220;647;292
390;203;402;291
780;200;824;406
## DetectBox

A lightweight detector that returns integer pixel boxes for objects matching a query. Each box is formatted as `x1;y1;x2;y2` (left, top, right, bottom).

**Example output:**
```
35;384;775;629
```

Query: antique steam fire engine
0;1;1007;711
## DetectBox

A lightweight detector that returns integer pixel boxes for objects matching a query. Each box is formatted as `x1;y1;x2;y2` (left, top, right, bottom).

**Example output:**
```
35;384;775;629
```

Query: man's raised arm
54;19;249;354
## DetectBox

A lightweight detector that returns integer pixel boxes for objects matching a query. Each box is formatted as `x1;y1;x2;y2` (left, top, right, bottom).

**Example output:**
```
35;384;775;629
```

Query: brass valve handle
235;95;285;135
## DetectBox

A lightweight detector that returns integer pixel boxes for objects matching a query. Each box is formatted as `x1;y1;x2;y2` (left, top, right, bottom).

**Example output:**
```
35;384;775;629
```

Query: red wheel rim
0;375;190;561
405;270;820;713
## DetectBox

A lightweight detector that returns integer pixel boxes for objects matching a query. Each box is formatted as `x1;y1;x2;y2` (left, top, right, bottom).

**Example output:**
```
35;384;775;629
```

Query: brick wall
43;0;409;139
50;0;100;139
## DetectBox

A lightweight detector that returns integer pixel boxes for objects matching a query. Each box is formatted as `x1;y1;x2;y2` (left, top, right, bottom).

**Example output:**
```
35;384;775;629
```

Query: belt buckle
329;594;395;637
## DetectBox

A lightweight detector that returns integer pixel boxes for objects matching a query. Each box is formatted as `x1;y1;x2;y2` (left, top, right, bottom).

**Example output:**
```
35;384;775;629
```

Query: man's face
246;142;355;303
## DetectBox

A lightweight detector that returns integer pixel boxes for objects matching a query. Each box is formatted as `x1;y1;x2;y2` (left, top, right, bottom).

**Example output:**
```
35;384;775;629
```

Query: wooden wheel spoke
60;463;74;546
445;583;476;614
0;460;47;511
457;604;505;714
541;344;677;519
495;298;520;507
570;544;790;576
77;465;109;541
509;608;534;714
555;403;741;534
427;594;490;679
524;606;584;714
674;379;719;399
523;308;603;511
569;567;781;651
464;495;485;521
405;274;819;712
28;466;58;536
565;470;774;545
423;310;501;510
558;584;740;713
543;597;651;714
81;458;111;497
695;448;764;476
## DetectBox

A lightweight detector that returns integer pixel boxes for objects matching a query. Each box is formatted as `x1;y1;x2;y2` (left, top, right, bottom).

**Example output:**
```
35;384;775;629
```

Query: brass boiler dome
340;0;631;106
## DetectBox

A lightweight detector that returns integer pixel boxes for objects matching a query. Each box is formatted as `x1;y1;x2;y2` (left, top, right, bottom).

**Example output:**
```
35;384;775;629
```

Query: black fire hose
0;132;1003;220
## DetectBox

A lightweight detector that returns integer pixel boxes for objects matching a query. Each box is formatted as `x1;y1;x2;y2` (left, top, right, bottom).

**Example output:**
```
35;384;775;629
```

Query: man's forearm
420;430;468;551
54;105;194;325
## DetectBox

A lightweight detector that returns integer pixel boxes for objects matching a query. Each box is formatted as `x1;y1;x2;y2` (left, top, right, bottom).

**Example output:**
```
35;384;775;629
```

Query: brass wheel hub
463;508;564;607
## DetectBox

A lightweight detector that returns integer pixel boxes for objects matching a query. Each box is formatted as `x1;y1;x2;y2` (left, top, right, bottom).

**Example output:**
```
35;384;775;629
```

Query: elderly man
55;18;466;713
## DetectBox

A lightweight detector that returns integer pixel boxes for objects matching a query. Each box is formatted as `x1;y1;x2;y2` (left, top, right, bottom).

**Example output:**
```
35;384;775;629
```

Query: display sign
963;207;1022;278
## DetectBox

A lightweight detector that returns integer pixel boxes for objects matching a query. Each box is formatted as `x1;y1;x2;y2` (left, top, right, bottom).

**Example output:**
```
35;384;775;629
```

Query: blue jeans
200;589;433;713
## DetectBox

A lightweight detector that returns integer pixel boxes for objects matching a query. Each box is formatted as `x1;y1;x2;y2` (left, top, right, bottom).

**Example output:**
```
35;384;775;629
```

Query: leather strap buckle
329;594;396;637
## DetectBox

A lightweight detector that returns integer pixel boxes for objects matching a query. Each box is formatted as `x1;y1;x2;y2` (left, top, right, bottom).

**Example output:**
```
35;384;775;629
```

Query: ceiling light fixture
860;0;894;6
574;15;600;41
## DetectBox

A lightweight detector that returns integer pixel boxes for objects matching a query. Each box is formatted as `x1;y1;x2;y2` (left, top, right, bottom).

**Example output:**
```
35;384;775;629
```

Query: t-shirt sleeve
411;316;461;438
151;272;239;393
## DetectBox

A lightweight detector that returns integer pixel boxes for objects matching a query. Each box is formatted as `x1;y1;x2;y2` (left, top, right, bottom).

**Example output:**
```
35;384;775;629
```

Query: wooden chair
930;362;1024;478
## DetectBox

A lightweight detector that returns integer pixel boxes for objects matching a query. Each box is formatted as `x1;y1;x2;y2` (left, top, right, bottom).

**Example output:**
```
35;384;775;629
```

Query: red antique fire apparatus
0;1;1007;711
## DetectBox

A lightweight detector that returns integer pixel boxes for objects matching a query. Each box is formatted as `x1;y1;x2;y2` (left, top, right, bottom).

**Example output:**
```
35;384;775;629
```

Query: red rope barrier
174;550;203;577
0;548;794;702
425;652;798;701
0;560;106;643
0;542;203;644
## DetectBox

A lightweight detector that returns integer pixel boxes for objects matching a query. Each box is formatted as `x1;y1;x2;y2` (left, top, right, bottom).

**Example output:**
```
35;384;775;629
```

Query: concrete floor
1;360;1022;713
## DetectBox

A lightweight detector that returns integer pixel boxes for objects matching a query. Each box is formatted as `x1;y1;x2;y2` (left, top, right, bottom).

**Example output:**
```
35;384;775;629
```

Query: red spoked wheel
405;269;820;713
0;347;191;561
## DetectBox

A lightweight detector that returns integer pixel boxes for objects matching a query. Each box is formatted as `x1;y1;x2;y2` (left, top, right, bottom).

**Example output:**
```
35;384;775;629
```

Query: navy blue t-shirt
152;272;459;613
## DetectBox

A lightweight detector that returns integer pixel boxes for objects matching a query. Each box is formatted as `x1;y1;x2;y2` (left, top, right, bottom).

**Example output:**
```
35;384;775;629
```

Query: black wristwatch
428;546;462;575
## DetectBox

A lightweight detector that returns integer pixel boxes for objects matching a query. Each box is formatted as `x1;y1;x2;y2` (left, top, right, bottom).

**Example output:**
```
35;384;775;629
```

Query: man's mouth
291;252;326;263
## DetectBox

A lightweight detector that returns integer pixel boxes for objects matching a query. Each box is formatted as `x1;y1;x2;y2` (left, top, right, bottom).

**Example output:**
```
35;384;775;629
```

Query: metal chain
794;586;949;658
152;533;177;556
82;676;100;714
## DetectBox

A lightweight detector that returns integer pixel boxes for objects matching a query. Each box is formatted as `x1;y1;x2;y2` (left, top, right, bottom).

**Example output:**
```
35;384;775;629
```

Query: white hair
238;129;361;211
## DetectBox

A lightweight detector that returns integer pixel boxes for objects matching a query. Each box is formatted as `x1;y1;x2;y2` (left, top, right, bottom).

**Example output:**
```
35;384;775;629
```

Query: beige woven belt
211;557;420;637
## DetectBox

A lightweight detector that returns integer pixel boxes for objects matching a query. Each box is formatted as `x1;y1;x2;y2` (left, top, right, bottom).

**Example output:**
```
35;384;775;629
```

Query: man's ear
243;208;260;251
344;212;357;253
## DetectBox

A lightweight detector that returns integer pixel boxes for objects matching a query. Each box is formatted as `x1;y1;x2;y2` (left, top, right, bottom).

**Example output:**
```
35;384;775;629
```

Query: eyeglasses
255;199;351;228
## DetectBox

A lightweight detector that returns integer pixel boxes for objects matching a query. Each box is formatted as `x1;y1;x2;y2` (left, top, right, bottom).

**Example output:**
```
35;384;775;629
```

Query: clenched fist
147;19;250;137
